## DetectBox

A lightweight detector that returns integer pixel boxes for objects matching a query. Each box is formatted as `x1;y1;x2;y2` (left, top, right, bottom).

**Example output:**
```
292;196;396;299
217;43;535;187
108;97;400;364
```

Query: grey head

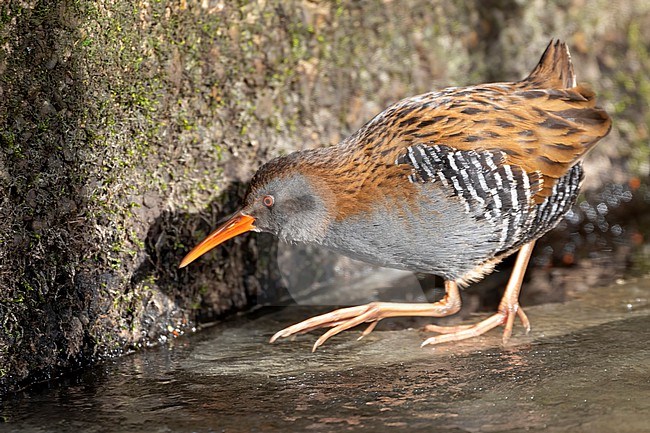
179;152;334;268
242;156;333;244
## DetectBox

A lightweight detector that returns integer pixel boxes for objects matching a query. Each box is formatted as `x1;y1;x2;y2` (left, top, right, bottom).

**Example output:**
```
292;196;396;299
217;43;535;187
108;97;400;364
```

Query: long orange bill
179;212;256;268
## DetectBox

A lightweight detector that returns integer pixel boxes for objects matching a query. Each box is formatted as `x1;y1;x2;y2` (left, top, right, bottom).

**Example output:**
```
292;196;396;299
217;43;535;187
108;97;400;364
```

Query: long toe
421;305;530;347
269;304;375;343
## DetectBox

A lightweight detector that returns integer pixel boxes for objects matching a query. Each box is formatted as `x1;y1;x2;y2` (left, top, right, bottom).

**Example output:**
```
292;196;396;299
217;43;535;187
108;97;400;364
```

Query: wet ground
2;274;649;432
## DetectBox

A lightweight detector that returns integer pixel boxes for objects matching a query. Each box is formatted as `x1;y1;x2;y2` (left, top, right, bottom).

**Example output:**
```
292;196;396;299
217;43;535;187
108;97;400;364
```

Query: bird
179;40;611;352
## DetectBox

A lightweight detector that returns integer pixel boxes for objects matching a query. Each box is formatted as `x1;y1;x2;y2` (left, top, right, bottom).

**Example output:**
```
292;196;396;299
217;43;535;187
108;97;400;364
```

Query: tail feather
524;39;576;89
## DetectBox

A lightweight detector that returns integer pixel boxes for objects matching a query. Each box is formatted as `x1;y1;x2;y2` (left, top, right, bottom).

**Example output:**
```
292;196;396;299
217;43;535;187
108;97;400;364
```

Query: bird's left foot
421;302;530;347
421;242;536;347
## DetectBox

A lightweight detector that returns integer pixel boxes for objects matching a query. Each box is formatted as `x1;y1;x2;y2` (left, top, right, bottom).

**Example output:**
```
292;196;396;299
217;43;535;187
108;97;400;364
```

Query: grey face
243;174;331;244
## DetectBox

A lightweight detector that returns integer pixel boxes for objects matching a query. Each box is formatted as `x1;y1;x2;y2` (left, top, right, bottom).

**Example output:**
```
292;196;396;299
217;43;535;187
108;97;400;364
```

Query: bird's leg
270;280;463;351
421;241;536;347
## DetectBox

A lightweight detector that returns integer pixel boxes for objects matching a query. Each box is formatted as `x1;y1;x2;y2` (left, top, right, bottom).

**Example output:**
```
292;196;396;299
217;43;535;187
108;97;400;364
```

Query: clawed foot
269;303;389;352
421;303;530;347
270;295;463;351
420;242;536;348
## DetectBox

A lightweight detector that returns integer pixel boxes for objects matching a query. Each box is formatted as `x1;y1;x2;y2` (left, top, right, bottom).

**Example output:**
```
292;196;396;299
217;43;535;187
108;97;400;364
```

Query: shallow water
3;276;649;433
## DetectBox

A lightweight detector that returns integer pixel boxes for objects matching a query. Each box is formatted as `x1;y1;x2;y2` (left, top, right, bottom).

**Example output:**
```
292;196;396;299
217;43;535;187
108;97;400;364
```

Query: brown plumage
326;40;606;205
180;40;611;351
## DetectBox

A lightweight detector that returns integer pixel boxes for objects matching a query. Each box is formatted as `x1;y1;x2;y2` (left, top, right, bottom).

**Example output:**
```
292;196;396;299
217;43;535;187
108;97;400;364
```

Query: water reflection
3;279;649;432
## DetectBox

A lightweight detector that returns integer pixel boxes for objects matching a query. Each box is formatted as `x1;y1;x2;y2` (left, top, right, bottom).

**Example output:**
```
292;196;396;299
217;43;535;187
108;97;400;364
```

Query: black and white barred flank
517;163;583;246
397;143;582;254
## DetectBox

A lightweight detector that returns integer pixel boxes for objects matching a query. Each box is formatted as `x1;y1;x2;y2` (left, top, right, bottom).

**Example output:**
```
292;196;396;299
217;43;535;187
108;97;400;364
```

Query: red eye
262;195;274;208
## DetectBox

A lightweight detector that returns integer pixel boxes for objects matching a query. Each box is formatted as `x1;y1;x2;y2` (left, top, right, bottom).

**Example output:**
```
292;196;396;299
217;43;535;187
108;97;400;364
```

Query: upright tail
522;39;611;156
523;39;576;89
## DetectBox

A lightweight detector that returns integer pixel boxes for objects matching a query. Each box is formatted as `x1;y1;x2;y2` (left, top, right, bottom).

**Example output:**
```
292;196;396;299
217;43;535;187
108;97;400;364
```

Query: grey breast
321;183;499;280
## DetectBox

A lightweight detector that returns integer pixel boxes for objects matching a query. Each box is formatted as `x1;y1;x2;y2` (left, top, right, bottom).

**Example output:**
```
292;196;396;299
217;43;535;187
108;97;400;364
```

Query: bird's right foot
270;281;463;352
270;303;388;352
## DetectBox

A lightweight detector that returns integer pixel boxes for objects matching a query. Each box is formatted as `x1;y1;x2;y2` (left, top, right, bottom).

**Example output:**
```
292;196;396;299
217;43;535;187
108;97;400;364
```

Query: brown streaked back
340;39;611;203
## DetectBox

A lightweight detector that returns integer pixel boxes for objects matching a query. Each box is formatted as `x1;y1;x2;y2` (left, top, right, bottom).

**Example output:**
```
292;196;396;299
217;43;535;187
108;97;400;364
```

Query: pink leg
270;280;463;351
421;241;535;347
